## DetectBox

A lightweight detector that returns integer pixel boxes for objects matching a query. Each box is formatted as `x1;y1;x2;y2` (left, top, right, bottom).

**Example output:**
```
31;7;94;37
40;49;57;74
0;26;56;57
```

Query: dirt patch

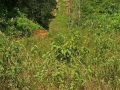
33;30;48;37
66;0;70;14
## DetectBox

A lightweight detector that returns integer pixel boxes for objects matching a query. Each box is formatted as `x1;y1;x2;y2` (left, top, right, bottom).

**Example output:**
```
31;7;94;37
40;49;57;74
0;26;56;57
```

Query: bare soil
33;30;48;37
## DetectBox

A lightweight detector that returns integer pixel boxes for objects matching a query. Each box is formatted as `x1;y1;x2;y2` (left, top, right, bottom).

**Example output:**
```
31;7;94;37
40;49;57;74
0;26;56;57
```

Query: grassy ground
49;0;69;37
0;0;120;90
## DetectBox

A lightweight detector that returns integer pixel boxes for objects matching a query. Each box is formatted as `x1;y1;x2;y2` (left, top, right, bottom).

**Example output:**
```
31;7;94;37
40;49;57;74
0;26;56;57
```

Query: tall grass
0;0;120;90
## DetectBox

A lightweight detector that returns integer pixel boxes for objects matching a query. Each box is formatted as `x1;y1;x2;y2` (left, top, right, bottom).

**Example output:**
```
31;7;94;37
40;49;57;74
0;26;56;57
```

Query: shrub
14;15;43;37
52;33;81;63
0;8;44;37
6;13;44;37
0;37;31;89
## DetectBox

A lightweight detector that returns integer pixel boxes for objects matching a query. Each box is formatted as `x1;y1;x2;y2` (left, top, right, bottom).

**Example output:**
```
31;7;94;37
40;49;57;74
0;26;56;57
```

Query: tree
0;0;57;29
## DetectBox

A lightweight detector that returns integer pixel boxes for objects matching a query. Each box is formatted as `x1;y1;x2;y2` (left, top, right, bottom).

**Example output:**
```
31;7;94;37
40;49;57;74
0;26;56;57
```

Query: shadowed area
0;0;57;30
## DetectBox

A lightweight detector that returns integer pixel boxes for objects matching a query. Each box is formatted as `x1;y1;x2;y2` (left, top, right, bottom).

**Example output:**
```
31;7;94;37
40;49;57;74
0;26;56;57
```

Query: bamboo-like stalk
67;0;81;29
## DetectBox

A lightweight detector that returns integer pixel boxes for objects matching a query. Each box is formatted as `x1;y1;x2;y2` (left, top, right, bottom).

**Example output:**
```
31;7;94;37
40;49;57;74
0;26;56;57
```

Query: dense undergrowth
0;10;44;37
0;0;120;90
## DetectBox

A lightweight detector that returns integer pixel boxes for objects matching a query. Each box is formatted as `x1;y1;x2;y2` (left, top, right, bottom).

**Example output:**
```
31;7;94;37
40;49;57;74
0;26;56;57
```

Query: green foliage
14;15;42;37
82;13;120;31
6;13;43;37
0;0;57;29
0;0;120;90
0;38;23;89
81;0;120;15
69;0;120;28
52;34;70;62
0;4;7;18
0;7;44;37
0;37;39;89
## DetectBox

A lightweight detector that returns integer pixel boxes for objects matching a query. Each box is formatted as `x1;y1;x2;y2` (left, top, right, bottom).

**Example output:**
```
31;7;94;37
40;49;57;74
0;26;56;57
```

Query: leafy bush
52;33;81;63
0;8;44;37
6;13;44;37
0;38;20;89
81;0;120;15
0;0;57;29
14;15;43;37
69;0;120;28
0;37;32;89
81;13;120;32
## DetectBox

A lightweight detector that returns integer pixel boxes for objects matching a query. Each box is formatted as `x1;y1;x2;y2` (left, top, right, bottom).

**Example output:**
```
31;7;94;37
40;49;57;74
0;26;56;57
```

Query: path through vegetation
33;0;71;38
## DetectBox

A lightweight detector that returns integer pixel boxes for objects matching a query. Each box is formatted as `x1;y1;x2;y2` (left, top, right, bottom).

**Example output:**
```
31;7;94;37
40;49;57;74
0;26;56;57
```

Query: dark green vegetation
0;0;57;35
0;0;120;90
